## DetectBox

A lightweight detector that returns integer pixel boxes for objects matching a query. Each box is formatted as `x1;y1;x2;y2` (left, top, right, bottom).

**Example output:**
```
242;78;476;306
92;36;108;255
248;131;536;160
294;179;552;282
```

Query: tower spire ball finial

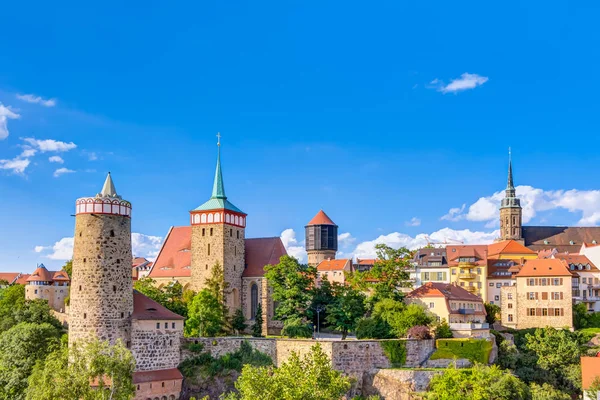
211;133;226;199
217;132;221;147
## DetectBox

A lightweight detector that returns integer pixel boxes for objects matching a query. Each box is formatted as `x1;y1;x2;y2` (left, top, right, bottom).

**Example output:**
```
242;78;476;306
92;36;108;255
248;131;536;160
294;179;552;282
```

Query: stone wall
182;337;277;361
69;213;133;347
362;369;442;400
131;320;183;371
26;284;69;313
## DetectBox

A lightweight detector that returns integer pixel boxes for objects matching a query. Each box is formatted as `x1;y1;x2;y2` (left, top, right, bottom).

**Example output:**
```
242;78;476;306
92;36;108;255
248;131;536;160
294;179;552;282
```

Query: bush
430;339;493;364
407;325;432;340
434;320;453;339
251;303;263;338
282;317;312;338
355;317;393;339
380;340;407;367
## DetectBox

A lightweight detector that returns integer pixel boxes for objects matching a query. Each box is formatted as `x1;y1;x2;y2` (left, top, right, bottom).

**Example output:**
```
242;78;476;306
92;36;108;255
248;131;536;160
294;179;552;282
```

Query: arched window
215;213;221;223
201;214;207;223
251;284;258;319
208;213;214;223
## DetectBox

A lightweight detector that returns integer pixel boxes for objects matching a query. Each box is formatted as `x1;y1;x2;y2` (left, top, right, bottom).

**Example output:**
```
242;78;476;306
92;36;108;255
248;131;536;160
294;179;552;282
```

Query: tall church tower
190;135;246;311
499;151;523;242
305;210;338;266
69;173;133;348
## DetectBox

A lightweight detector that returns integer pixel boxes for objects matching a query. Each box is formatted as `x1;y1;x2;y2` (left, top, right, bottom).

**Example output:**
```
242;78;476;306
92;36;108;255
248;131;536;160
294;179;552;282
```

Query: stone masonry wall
131;320;183;371
26;285;69;313
190;223;245;312
69;213;133;347
362;369;442;400
182;337;277;361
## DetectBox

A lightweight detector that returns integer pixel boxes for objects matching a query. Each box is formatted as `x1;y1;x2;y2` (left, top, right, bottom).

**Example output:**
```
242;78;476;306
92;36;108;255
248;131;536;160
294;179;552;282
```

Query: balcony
458;272;476;279
458;262;477;269
588;283;600;289
457;308;475;315
450;322;489;330
465;286;478;293
581;296;600;302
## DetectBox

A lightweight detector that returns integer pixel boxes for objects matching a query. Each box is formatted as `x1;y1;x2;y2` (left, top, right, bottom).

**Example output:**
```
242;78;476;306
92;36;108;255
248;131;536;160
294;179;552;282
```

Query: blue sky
2;1;600;271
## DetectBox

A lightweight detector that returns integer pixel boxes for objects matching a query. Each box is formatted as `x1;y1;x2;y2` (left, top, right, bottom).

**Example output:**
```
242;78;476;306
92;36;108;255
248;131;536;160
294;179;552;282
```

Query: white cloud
49;156;64;164
132;233;163;261
0;104;20;140
0;156;31;174
351;227;499;259
16;94;57;107
35;233;164;261
431;73;489;94
53;167;75;177
441;204;466;221
443;185;600;226
23;137;77;152
405;217;421;227
338;232;356;248
20;148;37;158
87;152;98;161
280;228;307;263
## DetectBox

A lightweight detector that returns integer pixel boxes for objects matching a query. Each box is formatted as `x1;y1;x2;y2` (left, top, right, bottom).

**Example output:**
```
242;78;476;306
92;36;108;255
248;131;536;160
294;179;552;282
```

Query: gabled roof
0;273;21;284
554;254;599;272
487;240;536;257
149;227;287;279
133;368;183;384
317;259;351;272
131;291;185;320
487;259;519;279
27;265;54;282
516;259;572;277
523;226;600;253
356;258;376;265
52;271;70;281
14;274;30;285
306;210;336;226
447;245;488;265
413;248;448;267
243;237;287;277
407;282;484;303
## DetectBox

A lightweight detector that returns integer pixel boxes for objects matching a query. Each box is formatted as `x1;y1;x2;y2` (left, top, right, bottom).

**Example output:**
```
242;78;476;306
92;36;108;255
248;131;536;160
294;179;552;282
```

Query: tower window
237;231;240;239
208;244;211;256
170;339;172;346
83;313;87;319
113;285;117;293
79;285;82;291
110;230;115;237
205;264;208;270
235;246;236;256
210;228;213;236
116;259;120;264
83;258;86;263
251;284;258;319
230;229;232;237
79;231;82;237
202;228;205;236
121;312;124;318
234;265;236;271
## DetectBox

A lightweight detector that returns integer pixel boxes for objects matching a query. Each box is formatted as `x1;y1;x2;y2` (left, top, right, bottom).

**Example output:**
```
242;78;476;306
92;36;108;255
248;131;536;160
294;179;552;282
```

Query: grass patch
179;340;272;378
430;339;492;364
381;340;407;367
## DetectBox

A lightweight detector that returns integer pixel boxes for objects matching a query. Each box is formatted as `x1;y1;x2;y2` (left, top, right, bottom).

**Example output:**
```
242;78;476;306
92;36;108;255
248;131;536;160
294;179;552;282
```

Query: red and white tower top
75;172;132;217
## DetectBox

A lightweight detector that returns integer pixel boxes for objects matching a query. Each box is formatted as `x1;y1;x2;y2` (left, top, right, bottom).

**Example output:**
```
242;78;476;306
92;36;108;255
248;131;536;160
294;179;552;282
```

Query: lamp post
315;305;325;339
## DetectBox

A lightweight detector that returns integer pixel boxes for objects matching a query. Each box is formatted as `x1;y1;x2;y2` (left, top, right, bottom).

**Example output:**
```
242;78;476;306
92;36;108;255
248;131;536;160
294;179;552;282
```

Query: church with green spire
500;151;523;242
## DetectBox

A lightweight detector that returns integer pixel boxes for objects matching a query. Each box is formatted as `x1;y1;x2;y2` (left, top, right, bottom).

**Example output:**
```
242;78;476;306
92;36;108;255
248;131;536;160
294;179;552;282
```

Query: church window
208;214;214;223
201;214;207;223
251;284;258;319
208;244;211;255
215;213;221;223
210;228;213;236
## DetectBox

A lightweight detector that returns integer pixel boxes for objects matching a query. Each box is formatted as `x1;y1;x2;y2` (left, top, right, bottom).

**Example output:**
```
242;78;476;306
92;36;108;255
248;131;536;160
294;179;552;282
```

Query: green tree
586;377;600;400
205;262;231;331
13;300;63;331
224;343;351;400
530;383;571;400
185;290;225;337
26;339;135;400
252;303;263;338
133;277;166;304
434;319;453;339
281;316;312;338
427;364;529;400
61;260;73;278
0;323;62;400
231;308;247;335
347;244;413;303
573;303;591;329
264;256;316;322
355;317;392;339
0;285;26;332
484;303;500;325
308;280;334;329
325;283;366;339
524;327;580;371
134;277;189;317
372;300;433;338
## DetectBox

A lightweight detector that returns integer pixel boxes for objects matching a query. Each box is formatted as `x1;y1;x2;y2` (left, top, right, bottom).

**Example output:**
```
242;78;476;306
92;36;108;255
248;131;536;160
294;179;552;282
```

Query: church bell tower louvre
190;134;246;311
499;149;523;242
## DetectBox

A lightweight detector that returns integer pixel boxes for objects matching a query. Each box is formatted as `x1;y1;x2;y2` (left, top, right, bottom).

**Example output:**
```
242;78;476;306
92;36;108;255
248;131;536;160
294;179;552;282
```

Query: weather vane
217;132;221;147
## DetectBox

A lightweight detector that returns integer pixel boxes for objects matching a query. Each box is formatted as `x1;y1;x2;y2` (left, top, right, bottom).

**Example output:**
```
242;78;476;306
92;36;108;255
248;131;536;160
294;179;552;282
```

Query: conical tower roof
97;172;121;199
307;210;337;226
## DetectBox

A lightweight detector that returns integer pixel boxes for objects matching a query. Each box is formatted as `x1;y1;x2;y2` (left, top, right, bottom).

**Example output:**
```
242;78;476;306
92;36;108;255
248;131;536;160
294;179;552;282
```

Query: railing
458;273;476;279
450;323;489;330
465;286;478;293
457;262;477;268
588;283;600;289
457;308;475;315
582;296;600;302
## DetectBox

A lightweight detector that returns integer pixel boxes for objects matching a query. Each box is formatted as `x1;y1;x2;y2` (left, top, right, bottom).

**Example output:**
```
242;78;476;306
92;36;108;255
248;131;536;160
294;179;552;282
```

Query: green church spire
211;133;226;199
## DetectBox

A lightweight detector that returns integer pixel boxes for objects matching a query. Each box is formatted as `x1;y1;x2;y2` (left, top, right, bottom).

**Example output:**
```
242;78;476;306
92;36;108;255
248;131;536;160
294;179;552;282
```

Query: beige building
406;282;489;338
555;253;600;312
25;264;70;312
447;245;488;299
316;259;352;285
501;259;573;330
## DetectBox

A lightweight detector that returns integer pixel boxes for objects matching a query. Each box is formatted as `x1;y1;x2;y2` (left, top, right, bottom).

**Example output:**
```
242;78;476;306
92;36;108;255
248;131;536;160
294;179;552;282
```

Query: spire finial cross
217;132;221;147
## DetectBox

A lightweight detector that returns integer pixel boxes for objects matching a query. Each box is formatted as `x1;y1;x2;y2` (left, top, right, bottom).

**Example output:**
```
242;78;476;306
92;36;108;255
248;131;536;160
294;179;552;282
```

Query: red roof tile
149;227;192;278
0;273;21;284
243;237;287;277
317;259;351;272
133;368;183;384
554;254;599;272
14;274;30;285
356;259;376;265
407;282;484;303
447;245;488;265
487;240;536;257
132;291;185;320
27;265;55;282
306;210;336;226
516;259;572;277
52;271;70;281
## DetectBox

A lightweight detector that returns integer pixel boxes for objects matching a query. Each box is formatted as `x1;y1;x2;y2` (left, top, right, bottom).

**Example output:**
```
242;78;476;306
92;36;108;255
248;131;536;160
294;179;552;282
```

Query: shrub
380;340;407;367
355;317;393;339
251;304;263;338
430;339;493;364
407;325;432;340
282;316;312;338
434;320;453;339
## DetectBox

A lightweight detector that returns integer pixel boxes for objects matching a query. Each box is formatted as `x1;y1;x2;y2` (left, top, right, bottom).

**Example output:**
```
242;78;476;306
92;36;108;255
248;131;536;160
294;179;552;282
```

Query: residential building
354;258;375;272
501;259;573;330
406;282;489;338
0;272;28;287
316;258;352;285
25;264;70;312
487;259;518;306
447;245;488;300
582;355;600;400
580;242;600;272
132;257;153;281
412;248;449;287
556;254;600;312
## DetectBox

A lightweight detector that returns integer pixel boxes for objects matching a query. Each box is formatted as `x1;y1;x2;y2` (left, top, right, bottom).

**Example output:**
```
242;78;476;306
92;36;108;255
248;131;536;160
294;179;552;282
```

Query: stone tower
69;173;133;348
190;136;246;311
499;151;523;242
305;210;338;266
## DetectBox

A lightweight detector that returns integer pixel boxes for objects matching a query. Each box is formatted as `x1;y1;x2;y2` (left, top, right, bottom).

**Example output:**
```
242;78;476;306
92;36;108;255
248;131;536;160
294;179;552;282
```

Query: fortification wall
131;320;183;371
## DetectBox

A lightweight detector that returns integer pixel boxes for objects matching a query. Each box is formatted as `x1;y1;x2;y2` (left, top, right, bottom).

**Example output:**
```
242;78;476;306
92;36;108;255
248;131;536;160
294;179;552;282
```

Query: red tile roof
133;368;183;384
554;254;599;272
149;227;287;279
306;210;336;226
317;259;351;272
487;240;536;257
447;245;488;265
242;237;287;277
131;291;185;321
516;259;572;277
132;257;151;267
407;282;484;302
0;273;21;284
356;259;376;265
14;274;30;285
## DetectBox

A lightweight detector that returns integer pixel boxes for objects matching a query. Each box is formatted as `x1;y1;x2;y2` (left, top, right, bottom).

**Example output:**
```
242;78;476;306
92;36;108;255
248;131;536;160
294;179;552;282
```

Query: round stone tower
305;210;338;266
69;173;134;348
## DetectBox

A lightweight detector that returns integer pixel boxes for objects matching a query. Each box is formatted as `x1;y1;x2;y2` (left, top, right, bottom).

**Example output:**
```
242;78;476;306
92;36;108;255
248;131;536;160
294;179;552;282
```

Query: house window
172;322;175;329
508;303;513;309
429;302;435;309
34;290;38;294
554;308;562;316
495;295;499;301
542;308;548;316
423;272;430;281
508;314;513;322
489;283;494;287
528;308;536;316
156;323;160;329
507;293;513;300
452;269;456;275
496;283;501;288
165;322;168;329
250;284;258;319
477;268;481;274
